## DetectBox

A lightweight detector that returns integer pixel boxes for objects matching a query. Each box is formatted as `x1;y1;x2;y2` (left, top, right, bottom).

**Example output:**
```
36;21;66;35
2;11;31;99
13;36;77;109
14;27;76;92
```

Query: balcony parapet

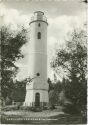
29;11;48;25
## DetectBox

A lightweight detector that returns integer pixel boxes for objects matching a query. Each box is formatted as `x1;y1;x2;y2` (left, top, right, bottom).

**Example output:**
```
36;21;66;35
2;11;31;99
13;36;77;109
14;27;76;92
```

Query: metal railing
30;15;47;22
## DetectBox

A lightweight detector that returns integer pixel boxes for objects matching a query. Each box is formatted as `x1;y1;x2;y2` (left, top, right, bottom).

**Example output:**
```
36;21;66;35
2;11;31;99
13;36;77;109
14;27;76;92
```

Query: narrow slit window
38;23;40;27
37;32;41;39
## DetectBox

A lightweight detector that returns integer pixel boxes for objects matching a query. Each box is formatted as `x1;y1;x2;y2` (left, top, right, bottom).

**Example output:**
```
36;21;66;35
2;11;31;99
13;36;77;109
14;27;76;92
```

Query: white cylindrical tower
24;11;49;107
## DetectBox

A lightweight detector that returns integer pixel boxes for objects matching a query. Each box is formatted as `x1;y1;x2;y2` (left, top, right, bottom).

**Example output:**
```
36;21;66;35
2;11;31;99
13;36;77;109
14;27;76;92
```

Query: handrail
30;15;47;22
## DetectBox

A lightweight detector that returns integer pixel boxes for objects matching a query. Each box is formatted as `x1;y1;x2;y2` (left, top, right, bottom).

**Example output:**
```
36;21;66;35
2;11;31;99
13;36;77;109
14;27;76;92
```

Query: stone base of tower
24;89;49;107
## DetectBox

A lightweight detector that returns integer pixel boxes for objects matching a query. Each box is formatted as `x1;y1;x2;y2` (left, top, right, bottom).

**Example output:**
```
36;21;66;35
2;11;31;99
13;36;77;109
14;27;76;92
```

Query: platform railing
30;15;47;22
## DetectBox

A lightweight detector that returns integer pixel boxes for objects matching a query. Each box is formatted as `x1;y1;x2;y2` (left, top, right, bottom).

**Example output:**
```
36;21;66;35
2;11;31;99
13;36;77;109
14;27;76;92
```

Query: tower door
35;93;40;107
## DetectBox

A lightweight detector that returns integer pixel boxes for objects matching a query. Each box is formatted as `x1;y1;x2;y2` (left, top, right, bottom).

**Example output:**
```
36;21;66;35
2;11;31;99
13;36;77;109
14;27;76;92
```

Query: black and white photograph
0;0;87;124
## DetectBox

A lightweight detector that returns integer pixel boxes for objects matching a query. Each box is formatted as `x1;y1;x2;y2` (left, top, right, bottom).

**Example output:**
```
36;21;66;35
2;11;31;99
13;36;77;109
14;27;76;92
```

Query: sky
0;0;86;81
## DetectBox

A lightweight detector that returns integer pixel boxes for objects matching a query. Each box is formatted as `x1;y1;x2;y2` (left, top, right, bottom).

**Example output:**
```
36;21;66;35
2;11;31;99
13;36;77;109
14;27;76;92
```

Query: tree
51;29;87;114
1;26;27;104
48;78;62;108
12;80;26;103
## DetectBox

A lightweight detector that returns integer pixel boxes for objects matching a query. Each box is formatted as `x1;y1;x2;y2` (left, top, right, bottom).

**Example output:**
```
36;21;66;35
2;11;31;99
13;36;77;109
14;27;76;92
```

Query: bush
49;105;56;110
62;103;80;115
19;106;43;112
42;106;48;110
30;107;42;112
19;106;31;110
2;105;18;111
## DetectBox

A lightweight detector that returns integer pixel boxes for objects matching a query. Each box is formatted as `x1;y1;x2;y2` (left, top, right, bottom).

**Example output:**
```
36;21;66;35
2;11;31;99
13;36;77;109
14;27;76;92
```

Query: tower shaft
24;11;49;107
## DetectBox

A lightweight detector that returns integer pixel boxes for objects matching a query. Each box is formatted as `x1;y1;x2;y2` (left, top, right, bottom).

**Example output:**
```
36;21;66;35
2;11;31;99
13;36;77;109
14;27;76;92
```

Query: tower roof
34;11;44;15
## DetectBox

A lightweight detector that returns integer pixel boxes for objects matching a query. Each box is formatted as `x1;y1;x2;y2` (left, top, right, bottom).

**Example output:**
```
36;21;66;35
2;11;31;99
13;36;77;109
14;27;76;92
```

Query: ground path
2;110;64;117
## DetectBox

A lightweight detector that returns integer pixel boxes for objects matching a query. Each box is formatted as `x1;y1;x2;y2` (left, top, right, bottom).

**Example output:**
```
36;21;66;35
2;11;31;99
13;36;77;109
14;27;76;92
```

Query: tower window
37;32;41;39
38;23;40;27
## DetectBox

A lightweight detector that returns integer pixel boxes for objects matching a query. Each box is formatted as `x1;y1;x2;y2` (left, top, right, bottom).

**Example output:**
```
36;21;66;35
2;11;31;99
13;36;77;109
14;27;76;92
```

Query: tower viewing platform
29;11;48;25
